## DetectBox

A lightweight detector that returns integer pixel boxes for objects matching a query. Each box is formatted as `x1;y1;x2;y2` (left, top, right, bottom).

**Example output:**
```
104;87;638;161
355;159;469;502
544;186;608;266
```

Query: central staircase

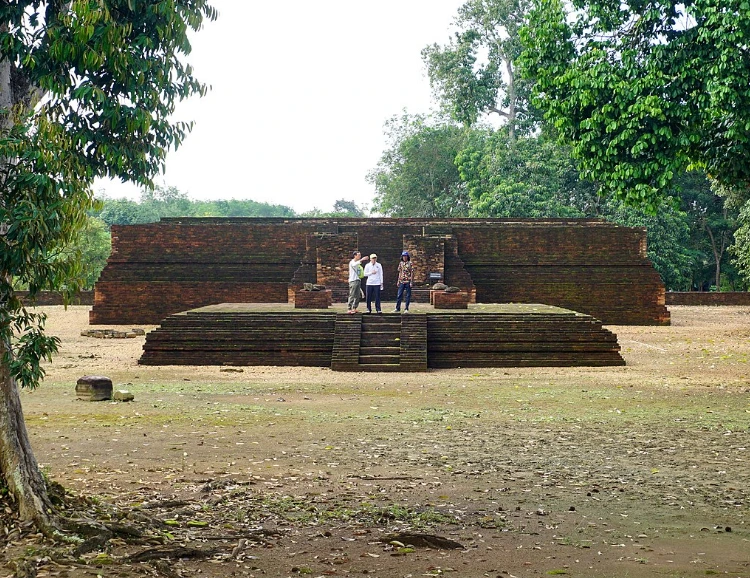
331;313;427;372
359;314;401;368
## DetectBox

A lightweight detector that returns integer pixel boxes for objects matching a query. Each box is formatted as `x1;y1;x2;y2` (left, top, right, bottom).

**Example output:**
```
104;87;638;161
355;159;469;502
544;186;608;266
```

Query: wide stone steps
426;312;623;368
358;315;402;368
139;305;623;371
140;311;335;366
359;354;401;364
360;346;400;356
329;313;428;372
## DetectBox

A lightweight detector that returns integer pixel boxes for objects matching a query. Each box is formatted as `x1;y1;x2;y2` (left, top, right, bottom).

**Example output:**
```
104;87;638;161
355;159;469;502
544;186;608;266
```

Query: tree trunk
715;259;721;291
2;38;56;533
506;59;517;142
0;337;54;530
704;224;722;290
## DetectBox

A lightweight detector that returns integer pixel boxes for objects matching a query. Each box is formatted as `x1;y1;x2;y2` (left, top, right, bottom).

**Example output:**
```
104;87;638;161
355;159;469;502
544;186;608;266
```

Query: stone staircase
359;314;401;369
331;313;427;372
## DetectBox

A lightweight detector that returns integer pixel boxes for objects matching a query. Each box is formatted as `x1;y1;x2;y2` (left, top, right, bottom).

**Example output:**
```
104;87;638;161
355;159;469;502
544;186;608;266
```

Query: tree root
128;545;222;563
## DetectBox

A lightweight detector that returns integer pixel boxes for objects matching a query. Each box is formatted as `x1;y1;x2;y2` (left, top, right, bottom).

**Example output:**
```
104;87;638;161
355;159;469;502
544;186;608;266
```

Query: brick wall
91;218;669;325
403;235;444;285
90;281;288;324
316;233;358;286
666;292;750;305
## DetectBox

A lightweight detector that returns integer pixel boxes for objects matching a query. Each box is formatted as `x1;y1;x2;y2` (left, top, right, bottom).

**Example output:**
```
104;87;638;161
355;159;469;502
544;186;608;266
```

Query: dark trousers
395;283;411;311
366;285;382;312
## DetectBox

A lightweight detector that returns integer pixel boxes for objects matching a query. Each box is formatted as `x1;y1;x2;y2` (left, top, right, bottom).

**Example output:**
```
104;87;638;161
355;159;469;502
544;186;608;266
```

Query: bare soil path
2;305;749;578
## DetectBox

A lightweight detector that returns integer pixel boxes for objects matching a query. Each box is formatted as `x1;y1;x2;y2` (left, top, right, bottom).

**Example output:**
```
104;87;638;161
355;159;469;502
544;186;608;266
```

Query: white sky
95;0;465;213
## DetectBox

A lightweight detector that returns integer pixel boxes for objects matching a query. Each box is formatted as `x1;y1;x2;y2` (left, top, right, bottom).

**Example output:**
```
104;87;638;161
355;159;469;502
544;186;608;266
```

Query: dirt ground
2;305;749;578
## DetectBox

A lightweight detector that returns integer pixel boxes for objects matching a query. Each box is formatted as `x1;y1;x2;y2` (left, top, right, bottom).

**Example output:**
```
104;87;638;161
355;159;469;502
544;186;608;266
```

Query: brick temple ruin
89;217;669;371
138;303;626;370
90;217;670;326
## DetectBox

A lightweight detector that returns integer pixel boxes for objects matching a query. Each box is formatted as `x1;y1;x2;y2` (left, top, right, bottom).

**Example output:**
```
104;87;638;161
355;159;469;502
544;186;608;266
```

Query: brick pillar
403;235;444;286
315;233;358;286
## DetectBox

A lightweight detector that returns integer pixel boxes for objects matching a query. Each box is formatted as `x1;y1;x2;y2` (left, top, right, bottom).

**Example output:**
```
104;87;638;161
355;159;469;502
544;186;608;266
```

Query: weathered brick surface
90;281;288;324
665;292;750;305
294;290;332;308
140;311;336;366
92;218;669;325
444;237;476;303
403;235;444;285
426;312;624;368
432;291;470;309
316;233;357;286
140;308;624;369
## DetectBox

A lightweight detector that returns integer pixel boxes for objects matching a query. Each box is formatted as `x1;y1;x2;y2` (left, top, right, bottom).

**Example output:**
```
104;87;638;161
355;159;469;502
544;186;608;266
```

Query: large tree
456;128;596;217
1;0;216;532
422;0;534;138
676;171;740;290
367;113;470;217
520;0;750;211
455;128;694;288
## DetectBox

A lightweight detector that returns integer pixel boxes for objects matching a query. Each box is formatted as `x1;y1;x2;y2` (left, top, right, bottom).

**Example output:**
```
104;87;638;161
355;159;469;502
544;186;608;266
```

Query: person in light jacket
347;250;369;313
363;253;384;313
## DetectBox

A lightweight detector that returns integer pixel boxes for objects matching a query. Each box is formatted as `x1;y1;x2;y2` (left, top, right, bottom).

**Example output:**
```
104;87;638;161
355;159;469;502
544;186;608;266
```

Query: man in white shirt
363;253;384;313
347;251;368;313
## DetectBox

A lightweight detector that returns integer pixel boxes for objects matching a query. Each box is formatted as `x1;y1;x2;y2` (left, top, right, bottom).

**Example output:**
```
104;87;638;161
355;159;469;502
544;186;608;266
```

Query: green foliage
730;204;750;288
1;1;217;186
602;199;694;292
1;112;92;390
332;199;367;217
456;129;694;288
368;113;470;217
298;199;368;218
94;197;160;226
71;217;112;290
422;0;535;136
458;129;595;217
189;198;296;218
520;0;750;210
368;109;699;288
677;171;743;290
1;0;216;390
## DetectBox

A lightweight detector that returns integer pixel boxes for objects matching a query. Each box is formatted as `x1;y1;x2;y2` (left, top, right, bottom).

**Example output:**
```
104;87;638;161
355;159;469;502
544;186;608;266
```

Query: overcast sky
95;0;465;213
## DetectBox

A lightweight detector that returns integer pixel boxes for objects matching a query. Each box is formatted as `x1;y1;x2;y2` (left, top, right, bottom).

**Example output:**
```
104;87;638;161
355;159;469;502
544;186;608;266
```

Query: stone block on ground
81;328;145;338
113;390;135;402
76;375;113;401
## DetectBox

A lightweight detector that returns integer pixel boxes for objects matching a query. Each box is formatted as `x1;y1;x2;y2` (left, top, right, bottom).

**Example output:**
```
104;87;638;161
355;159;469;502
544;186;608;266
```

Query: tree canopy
520;0;750;211
422;0;534;137
367;113;470;217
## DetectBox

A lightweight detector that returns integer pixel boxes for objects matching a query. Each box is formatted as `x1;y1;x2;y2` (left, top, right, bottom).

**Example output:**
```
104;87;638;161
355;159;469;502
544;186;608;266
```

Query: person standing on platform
347;251;369;314
364;253;384;313
394;250;414;313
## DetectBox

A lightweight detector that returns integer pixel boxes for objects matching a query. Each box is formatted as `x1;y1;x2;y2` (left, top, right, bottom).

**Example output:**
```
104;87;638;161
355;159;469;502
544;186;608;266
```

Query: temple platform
139;303;625;371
